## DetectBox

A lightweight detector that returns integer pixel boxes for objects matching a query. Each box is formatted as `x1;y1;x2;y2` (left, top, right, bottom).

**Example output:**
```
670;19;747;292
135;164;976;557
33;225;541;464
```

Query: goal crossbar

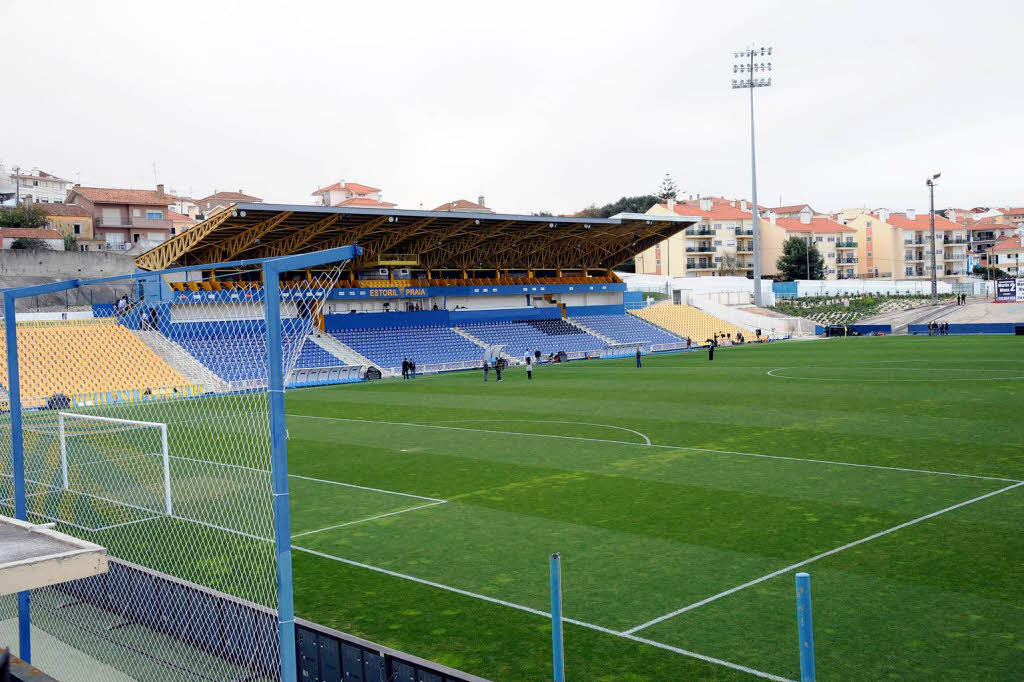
58;412;172;515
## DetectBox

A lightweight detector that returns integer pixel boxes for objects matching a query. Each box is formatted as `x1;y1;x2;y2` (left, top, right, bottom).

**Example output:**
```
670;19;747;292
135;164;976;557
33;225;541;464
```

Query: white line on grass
427;419;652;446
292;500;446;538
286;414;1022;483
766;366;1024;382
624;480;1024;635
291;545;792;682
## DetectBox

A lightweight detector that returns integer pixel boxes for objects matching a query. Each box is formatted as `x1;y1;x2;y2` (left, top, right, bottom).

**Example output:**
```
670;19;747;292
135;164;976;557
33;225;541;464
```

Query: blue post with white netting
4;292;30;662
262;245;360;682
550;552;564;682
795;572;816;681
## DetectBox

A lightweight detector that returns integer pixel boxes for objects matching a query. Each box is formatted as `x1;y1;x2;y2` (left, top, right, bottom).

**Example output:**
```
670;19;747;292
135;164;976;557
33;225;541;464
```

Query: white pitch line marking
286;414;1021;483
291;545;791;681
428;418;652;446
292;501;446;538
766;366;1024;382
624;480;1024;635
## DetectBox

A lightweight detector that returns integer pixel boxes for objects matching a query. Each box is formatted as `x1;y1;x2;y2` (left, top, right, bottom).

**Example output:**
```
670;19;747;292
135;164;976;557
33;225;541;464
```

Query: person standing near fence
401;357;409;379
483;358;490;382
708;336;716;361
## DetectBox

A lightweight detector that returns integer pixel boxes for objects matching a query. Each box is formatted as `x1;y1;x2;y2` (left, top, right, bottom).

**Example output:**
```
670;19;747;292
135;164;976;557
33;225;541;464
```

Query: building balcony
95;216;131;228
684;228;714;236
904;255;924;262
835;241;857;249
685;246;716;253
944;253;966;260
838;257;858;264
943;237;967;244
734;228;754;236
686;262;715;270
736;247;753;254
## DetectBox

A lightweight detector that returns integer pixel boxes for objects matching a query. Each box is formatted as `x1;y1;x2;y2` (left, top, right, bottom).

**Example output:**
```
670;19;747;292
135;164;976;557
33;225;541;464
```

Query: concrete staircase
131;330;228;392
892;302;960;335
564;317;616;345
451;326;489;348
309;332;376;368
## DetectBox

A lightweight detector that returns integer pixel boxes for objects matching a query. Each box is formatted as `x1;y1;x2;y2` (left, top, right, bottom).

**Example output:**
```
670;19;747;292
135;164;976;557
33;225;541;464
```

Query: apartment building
65;184;176;250
840;209;967;279
761;213;858;280
0;165;72;205
641;197;756;277
312;181;396;208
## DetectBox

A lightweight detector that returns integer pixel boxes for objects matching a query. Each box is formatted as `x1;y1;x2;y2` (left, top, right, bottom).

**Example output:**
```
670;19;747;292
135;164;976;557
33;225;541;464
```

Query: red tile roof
878;212;960;231
990;236;1024;253
662;201;754;220
195;191;262;205
33;202;90;217
432;199;487;211
774;217;854;233
333;196;397;208
167;209;195;222
71;187;175;205
772;204;814;214
313;181;382;195
0;228;63;240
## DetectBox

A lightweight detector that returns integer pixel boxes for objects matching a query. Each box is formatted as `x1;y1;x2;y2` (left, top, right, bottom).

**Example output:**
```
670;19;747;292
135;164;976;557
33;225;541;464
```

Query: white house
0;227;66;250
311;180;396;208
0;165;73;204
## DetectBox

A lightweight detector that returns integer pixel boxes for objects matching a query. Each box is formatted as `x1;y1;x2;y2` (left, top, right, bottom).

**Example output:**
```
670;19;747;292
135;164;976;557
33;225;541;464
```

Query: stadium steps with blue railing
564;318;616;345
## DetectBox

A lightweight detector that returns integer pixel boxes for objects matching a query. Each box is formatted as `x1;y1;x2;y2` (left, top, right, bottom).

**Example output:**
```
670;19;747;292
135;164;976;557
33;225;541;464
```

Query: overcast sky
2;0;1021;215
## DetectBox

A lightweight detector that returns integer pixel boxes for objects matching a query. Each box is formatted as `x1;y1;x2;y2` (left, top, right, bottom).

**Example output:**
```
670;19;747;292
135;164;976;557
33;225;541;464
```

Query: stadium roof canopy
134;203;699;272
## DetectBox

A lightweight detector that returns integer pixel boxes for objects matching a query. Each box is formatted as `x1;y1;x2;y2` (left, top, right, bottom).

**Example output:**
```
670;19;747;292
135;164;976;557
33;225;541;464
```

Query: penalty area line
291;544;792;681
624;480;1024;635
291;500;446;538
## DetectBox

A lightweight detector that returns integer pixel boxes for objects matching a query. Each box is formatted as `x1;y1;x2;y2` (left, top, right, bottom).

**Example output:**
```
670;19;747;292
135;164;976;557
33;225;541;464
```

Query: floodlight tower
926;173;941;304
732;46;773;306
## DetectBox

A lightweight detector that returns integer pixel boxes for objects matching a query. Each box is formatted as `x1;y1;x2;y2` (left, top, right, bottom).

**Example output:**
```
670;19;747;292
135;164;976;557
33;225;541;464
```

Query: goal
58;411;172;517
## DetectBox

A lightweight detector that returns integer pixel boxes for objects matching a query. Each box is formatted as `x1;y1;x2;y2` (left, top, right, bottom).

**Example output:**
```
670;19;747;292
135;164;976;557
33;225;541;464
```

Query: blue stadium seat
570;315;683;345
329;325;482;370
458;319;605;358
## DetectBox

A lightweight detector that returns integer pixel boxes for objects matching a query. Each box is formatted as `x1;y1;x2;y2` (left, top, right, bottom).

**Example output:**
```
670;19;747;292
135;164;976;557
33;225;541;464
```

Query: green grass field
6;335;1023;680
282;336;1023;681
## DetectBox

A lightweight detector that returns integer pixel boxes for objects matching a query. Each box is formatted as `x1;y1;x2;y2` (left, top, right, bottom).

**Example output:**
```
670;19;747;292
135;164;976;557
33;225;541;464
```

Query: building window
714;256;722;263
714;223;722;229
866;221;872;228
73;223;81;235
828;253;835;259
146;210;163;220
867;251;872;257
170;227;176;235
133;209;141;217
713;240;722;246
827;236;836;242
866;236;871;242
905;267;914;276
815;236;824;242
133;234;141;243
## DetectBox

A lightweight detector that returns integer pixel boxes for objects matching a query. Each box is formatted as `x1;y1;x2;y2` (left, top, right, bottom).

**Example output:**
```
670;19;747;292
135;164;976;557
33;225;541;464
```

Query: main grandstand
119;203;725;379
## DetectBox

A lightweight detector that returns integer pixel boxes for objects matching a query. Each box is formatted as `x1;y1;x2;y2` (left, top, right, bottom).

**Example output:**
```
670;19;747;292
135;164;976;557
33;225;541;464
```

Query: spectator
401;357;409;379
635;347;642;369
525;355;533;381
483;358;490;382
535;349;541;363
409;358;416;378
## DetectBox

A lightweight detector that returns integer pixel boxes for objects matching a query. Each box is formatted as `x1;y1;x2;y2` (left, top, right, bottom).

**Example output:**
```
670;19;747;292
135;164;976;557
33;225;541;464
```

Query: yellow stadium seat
0;320;194;406
630;303;750;343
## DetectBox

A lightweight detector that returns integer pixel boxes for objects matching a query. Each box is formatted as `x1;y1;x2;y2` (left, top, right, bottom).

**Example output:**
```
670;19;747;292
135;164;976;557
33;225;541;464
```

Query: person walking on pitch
636;347;642;368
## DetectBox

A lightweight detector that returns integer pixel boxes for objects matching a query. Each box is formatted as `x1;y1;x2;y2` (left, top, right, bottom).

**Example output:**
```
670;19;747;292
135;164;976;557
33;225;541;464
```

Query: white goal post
58;412;172;515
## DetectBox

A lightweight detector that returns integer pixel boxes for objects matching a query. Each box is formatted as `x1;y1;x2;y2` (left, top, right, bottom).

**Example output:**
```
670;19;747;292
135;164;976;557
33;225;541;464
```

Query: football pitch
8;335;1023;680
283;336;1023;681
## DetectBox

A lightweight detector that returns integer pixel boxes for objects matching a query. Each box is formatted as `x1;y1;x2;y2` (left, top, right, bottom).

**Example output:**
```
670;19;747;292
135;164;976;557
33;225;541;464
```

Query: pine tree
656;173;679;201
776;236;825;280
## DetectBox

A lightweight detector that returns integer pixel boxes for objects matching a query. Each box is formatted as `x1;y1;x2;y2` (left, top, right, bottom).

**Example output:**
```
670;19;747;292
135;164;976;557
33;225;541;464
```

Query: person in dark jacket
708;336;716;361
483;359;490;382
401;358;409;379
636;347;642;368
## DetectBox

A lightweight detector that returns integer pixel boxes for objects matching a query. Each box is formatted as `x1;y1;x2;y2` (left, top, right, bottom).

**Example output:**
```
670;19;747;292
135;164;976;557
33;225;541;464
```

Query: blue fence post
549;552;564;682
4;294;31;662
795;572;815;682
263;266;297;682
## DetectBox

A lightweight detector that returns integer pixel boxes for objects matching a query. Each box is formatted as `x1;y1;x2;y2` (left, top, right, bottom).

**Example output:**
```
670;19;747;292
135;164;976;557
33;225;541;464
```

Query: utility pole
13;166;20;207
733;46;773;306
926;173;940;304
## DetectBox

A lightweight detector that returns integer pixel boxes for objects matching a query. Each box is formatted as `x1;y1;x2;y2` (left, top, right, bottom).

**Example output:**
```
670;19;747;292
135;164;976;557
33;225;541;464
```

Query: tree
577;195;661;219
776;236;825;280
64;234;78;251
656;173;679;201
717;253;743;276
10;238;52;251
972;264;1009;280
0;205;48;228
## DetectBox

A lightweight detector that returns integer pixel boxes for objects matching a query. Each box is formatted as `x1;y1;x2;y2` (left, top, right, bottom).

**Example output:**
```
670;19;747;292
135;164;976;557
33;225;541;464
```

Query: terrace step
309;332;377;369
564;317;616;345
131;329;229;392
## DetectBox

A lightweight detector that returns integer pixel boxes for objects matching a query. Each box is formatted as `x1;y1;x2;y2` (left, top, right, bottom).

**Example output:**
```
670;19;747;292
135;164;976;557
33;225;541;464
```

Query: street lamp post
926;173;941;304
733;46;773;307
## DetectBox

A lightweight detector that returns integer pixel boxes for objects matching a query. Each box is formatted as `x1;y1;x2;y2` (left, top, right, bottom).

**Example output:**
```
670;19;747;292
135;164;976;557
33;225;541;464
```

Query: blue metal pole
263;266;297;682
4;294;31;662
549;552;564;682
795;572;815;682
